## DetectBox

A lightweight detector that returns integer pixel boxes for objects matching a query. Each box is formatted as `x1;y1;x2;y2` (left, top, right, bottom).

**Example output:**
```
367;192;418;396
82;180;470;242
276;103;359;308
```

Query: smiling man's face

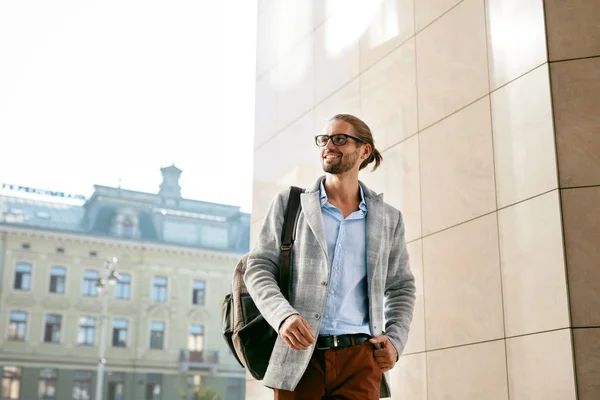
320;119;363;175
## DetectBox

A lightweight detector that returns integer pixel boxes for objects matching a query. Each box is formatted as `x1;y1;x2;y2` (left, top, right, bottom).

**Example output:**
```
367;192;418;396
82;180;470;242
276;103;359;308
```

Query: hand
369;335;398;372
278;314;316;350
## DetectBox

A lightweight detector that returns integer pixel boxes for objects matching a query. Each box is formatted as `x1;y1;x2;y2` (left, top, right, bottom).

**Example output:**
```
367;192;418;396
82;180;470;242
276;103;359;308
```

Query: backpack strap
279;186;303;300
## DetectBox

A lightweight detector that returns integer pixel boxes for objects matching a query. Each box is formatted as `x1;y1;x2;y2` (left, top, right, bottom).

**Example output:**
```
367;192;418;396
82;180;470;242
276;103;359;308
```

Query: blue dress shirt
318;180;371;336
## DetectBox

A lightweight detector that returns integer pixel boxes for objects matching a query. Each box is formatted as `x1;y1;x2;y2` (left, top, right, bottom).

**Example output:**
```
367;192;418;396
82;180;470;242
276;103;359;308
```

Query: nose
324;137;337;151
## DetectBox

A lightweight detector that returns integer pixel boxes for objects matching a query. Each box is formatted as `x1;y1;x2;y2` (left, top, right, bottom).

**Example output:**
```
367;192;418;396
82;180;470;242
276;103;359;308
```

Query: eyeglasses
314;134;363;147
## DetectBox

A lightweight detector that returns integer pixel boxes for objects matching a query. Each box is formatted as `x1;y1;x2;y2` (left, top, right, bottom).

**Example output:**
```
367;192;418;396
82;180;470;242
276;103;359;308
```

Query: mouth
323;153;341;161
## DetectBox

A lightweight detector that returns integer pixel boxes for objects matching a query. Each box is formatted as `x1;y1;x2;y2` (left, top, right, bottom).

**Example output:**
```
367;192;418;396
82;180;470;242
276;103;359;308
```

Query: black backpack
222;186;302;380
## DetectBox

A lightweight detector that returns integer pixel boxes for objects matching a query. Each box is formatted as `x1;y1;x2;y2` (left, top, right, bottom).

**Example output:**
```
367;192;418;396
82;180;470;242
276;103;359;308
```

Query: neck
323;172;361;204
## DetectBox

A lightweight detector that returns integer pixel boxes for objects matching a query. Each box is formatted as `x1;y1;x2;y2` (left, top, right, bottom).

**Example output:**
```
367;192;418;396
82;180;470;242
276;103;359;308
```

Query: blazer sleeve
384;210;416;359
244;191;299;332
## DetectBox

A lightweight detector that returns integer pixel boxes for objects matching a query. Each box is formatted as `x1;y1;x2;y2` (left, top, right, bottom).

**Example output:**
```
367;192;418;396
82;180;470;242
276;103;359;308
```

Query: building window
112;211;138;239
77;317;96;346
1;366;21;400
152;277;167;303
121;217;134;238
112;320;128;347
14;263;32;291
82;270;99;297
38;368;57;399
49;266;66;294
200;225;229;248
188;324;204;352
44;314;62;343
226;380;243;400
149;322;165;350
115;273;131;300
8;311;27;341
187;375;202;398
72;371;91;400
145;374;161;400
107;381;124;400
192;280;206;305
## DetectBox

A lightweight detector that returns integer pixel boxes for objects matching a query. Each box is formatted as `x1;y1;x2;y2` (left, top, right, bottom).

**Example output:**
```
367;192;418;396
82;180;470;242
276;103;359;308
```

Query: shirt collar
319;179;368;212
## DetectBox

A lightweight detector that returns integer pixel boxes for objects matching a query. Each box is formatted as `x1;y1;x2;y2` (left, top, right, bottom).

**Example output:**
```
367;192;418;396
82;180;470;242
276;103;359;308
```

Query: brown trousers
273;341;382;400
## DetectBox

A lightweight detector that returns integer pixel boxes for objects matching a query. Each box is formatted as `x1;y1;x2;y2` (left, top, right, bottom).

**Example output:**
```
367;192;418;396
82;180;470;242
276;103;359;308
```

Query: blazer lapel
365;192;384;291
300;191;328;258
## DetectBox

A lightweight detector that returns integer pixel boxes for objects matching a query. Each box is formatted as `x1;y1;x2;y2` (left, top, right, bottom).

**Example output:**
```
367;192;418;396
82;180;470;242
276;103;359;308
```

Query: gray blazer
245;176;416;398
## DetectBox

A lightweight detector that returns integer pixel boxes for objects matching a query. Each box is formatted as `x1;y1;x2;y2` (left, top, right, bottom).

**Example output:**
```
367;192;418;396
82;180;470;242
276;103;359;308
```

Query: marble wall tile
561;186;600;327
414;0;461;32
506;329;577;400
403;240;425;354
551;57;600;188
381;135;421;242
423;213;504;350
314;17;360;104
498;191;569;336
420;98;496;235
360;38;418;152
486;0;547;90
313;78;361;135
275;34;315;132
256;3;279;77
389;353;427;399
491;65;557;208
253;111;319;222
573;327;600;400
545;0;600;61
360;0;415;72
427;340;509;400
245;377;273;400
257;0;274;13
416;0;489;129
254;69;279;149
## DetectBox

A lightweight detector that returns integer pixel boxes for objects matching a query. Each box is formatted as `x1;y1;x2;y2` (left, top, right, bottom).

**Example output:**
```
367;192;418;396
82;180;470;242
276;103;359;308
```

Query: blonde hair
329;114;383;171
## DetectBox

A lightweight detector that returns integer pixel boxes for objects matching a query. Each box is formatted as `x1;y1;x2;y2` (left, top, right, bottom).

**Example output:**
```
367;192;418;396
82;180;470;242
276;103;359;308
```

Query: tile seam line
414;0;466;35
482;0;510;392
418;187;559;241
549;54;600;65
419;61;554;135
426;326;572;353
251;185;561;226
543;3;581;390
255;9;342;82
254;33;417;153
257;9;555;152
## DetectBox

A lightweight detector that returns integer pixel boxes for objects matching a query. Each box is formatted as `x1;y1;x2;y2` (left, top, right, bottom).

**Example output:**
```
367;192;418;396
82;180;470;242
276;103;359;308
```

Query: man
245;114;416;399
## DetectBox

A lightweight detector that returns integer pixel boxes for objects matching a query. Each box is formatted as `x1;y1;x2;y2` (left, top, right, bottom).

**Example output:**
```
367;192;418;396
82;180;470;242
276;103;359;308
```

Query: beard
321;147;360;174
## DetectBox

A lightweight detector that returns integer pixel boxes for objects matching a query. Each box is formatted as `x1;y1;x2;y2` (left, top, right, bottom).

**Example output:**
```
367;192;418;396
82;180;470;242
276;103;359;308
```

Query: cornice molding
0;225;242;261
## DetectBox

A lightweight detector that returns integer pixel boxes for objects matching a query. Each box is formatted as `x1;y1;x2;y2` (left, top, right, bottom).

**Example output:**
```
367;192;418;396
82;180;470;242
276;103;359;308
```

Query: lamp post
95;257;119;400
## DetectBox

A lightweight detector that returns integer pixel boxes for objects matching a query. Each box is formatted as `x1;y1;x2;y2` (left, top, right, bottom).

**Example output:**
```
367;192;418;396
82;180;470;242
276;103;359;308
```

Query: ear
362;143;373;160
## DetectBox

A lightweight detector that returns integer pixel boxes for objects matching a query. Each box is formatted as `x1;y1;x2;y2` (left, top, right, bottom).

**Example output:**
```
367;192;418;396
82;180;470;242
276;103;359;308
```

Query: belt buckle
333;335;338;347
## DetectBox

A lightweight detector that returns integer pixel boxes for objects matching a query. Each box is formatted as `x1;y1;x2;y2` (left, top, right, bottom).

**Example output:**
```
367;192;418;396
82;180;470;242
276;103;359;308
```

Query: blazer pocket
269;337;290;365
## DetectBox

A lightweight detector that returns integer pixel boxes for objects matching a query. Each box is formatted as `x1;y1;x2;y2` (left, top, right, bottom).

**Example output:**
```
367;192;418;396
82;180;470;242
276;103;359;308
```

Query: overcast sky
0;0;257;212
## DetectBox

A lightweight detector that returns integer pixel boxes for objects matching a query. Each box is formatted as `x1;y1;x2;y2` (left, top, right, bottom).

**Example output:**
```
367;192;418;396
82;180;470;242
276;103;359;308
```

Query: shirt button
330;290;334;295
314;313;321;320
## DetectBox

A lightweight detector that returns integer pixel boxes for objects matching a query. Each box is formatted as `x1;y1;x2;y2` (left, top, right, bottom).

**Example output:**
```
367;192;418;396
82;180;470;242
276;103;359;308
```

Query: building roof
0;167;250;253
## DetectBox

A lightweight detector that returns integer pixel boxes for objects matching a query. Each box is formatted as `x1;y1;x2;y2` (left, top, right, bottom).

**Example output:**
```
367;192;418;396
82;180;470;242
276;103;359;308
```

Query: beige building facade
250;0;600;399
0;168;248;400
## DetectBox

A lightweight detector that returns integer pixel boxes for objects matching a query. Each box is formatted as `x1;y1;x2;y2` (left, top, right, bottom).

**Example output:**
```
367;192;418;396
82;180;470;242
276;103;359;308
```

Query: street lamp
95;257;118;400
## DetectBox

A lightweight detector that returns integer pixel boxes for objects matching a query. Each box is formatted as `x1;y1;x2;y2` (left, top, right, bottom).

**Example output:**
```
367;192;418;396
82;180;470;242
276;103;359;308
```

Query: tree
179;386;223;400
192;388;222;400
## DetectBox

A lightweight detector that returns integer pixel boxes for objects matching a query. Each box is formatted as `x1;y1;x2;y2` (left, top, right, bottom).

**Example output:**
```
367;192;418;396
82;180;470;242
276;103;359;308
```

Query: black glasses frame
314;134;364;147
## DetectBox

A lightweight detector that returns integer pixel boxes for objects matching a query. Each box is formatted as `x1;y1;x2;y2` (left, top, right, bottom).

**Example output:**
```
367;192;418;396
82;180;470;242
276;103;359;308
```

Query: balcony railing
179;349;219;372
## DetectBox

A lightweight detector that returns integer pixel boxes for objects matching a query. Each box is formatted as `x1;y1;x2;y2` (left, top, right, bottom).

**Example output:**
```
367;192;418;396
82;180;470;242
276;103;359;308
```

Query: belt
316;334;371;350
